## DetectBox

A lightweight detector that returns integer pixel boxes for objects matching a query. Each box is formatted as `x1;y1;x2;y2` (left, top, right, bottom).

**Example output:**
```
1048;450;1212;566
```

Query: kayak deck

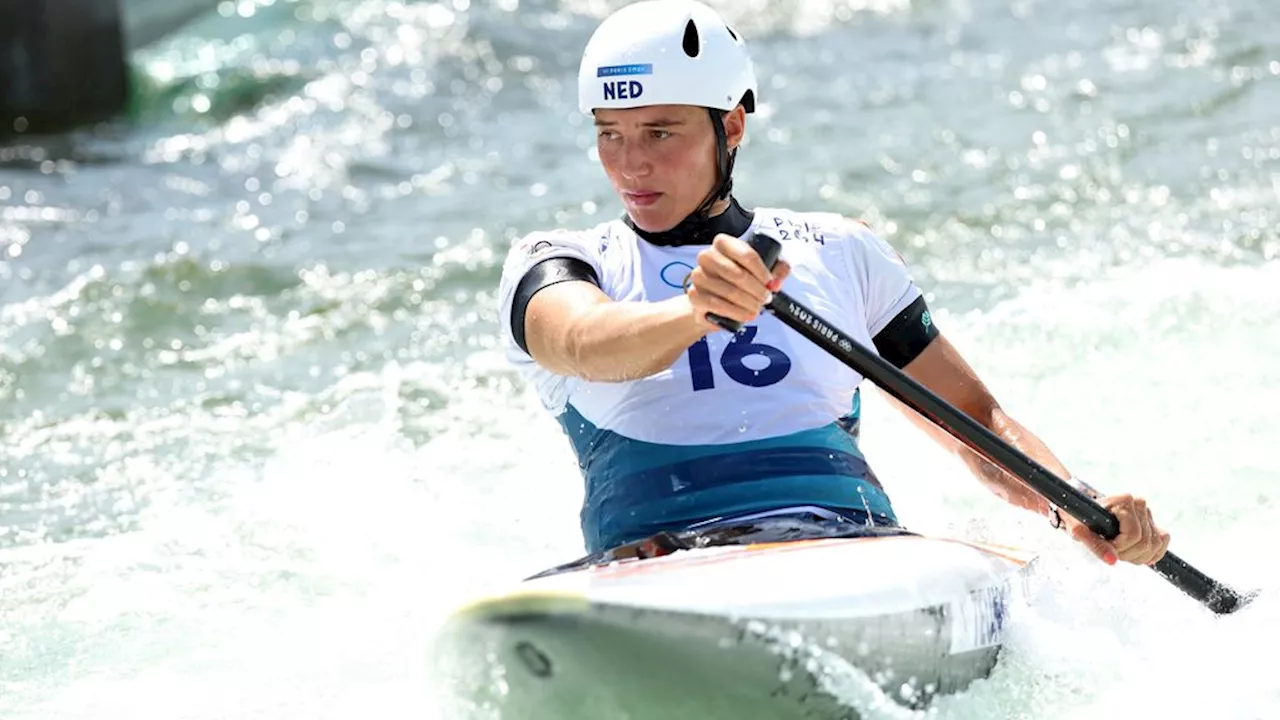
431;535;1037;720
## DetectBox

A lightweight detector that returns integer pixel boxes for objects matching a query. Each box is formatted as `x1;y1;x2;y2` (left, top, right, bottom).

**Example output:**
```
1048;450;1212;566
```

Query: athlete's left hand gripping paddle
706;232;783;333
725;227;1254;615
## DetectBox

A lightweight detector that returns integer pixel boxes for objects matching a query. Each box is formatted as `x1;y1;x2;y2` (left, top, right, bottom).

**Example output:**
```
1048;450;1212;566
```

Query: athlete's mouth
623;190;662;206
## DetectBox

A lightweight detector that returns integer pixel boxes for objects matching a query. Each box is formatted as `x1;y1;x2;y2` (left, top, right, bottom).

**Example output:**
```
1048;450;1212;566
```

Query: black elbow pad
511;257;601;354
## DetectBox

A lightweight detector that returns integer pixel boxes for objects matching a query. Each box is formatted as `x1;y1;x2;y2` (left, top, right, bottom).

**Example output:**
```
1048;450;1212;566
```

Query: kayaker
497;0;1170;569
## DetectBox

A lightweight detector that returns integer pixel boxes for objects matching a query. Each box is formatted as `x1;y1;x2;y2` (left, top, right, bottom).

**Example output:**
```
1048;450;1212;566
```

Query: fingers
1067;521;1118;565
687;234;788;328
1127;501;1169;566
691;250;771;309
712;233;773;286
1098;494;1170;566
1108;494;1148;557
686;282;759;327
1151;528;1171;567
767;261;792;292
1061;493;1170;567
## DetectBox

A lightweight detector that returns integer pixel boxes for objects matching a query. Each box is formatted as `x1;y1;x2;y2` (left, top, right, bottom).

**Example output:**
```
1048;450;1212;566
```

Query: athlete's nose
618;140;652;180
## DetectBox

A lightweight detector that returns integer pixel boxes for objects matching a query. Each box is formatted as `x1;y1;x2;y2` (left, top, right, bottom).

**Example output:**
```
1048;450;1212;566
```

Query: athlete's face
594;104;745;233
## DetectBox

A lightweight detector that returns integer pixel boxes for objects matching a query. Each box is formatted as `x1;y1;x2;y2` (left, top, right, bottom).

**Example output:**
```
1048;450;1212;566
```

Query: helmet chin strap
626;108;741;247
690;108;735;218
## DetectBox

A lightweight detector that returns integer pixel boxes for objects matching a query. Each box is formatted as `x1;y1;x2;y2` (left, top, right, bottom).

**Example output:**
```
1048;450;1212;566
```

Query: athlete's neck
625;196;754;247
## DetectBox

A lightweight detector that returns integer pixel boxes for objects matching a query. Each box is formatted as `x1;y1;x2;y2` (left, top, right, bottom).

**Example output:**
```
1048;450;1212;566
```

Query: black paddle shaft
733;232;1250;615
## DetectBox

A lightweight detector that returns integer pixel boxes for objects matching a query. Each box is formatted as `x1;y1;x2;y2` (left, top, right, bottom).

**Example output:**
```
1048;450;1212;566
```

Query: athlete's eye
650;129;671;140
597;129;619;140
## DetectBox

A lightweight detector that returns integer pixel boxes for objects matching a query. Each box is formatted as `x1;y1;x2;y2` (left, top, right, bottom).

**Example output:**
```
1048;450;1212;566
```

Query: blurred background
1;0;1277;718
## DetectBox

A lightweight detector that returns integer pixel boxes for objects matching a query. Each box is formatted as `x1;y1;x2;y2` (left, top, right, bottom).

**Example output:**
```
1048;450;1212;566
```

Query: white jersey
496;207;923;553
498;208;921;443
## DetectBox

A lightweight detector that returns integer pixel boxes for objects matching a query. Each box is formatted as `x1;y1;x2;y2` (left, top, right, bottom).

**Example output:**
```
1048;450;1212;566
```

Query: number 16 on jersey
686;326;792;391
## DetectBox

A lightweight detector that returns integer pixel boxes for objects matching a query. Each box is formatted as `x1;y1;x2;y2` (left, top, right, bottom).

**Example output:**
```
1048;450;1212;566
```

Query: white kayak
430;532;1038;720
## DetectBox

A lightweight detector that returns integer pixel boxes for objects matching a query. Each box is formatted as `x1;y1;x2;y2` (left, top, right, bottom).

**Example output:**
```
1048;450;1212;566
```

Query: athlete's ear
724;105;747;151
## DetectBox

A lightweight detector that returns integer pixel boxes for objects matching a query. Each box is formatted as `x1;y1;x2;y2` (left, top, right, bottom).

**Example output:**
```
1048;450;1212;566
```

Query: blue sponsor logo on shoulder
597;63;654;77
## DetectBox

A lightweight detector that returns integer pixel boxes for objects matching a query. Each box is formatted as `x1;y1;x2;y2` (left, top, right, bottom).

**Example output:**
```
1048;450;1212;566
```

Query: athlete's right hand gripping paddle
705;232;784;333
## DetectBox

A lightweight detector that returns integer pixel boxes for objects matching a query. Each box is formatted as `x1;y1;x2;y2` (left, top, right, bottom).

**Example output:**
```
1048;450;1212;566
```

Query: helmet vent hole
682;20;700;57
726;24;739;41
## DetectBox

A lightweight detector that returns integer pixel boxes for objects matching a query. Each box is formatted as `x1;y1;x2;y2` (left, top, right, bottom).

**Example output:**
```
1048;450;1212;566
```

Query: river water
2;0;1277;717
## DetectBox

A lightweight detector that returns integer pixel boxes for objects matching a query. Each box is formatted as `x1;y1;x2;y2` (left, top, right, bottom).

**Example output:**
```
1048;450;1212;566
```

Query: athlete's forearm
563;295;708;382
960;408;1071;517
885;393;1064;516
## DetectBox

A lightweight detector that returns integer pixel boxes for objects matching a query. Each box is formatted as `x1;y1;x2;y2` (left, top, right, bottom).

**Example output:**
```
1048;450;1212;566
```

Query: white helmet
577;0;757;115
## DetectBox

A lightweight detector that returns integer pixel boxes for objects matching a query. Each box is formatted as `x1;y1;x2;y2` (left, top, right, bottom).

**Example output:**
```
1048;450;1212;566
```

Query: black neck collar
625;197;754;247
